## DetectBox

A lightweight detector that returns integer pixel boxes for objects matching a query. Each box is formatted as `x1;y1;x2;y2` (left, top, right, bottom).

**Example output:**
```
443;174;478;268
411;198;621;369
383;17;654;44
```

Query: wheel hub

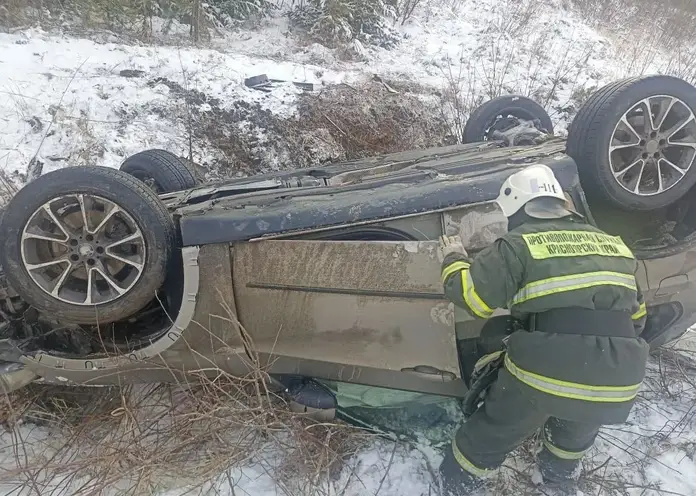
608;95;696;196
645;140;659;154
78;243;95;257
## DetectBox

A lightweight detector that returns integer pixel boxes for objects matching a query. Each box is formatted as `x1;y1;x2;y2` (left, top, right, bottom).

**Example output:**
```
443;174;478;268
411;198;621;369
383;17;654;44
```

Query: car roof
174;140;577;246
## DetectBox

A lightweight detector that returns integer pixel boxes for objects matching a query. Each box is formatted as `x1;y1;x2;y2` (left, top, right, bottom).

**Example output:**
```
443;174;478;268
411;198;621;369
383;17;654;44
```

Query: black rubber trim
246;282;445;300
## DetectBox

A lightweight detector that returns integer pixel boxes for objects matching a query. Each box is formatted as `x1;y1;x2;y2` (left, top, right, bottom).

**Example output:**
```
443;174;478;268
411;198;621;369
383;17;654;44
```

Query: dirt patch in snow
143;76;449;179
295;80;451;159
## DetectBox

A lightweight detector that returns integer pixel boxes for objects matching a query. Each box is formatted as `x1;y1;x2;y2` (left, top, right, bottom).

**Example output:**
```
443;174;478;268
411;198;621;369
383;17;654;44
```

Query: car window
322;379;464;444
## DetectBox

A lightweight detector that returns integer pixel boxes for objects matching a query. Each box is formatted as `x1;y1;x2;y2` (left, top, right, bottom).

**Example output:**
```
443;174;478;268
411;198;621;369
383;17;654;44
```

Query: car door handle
656;274;689;297
401;365;457;382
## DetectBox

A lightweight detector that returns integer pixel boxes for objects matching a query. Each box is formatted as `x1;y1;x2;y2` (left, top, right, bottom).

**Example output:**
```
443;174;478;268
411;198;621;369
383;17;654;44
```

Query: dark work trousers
441;318;602;491
449;369;600;480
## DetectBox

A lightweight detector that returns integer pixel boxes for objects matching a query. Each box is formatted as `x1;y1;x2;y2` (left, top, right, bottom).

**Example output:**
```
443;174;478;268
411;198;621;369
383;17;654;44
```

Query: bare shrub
296;79;451;159
435;0;696;141
392;0;423;25
0;312;377;495
0;0;31;29
486;0;543;39
438;54;485;144
568;0;637;27
570;0;696;84
438;7;603;141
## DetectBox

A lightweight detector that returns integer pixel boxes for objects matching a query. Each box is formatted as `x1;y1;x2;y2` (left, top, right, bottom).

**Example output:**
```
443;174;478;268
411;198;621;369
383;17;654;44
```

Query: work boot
538;446;581;493
439;448;488;496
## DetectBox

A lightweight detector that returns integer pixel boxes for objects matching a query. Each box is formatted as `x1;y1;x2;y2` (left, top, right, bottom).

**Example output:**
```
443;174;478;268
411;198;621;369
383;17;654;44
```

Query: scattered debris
244;74;270;89
373;75;399;94
244;73;318;93
25;157;43;183
119;69;145;78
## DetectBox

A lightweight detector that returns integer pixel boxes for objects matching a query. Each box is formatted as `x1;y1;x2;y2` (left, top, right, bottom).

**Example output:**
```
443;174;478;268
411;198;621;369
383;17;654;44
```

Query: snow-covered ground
2;0;696;494
3;334;696;496
0;0;636;184
0;29;351;181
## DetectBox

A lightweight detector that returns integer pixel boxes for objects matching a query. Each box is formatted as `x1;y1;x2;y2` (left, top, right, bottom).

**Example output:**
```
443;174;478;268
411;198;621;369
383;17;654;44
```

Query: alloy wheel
20;194;146;306
609;95;696;196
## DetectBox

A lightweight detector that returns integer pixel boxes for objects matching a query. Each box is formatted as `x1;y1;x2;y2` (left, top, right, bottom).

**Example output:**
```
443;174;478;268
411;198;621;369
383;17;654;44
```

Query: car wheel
120;149;198;193
0;166;176;325
567;75;696;211
462;95;554;143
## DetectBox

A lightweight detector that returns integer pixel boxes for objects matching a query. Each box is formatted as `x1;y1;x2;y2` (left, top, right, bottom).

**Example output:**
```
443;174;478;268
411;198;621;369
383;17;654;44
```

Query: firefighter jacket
441;216;650;424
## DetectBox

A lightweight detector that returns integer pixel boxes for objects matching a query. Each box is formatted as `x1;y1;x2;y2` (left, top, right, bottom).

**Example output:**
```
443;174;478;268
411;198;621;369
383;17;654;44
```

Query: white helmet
495;164;571;219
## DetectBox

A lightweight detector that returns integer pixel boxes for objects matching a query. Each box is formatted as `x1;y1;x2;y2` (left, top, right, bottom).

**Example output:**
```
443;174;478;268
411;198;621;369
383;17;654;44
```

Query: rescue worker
437;163;649;495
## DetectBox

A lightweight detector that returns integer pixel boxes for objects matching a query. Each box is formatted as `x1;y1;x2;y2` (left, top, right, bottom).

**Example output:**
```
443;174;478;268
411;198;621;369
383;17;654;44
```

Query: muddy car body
2;75;696;404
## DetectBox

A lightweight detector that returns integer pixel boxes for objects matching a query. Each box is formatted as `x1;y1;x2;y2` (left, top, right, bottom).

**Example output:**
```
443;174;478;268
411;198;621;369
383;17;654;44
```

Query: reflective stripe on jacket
440;217;650;422
441;218;647;334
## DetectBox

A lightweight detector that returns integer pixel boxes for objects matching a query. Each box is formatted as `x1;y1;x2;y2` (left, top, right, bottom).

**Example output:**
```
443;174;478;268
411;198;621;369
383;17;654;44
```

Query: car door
640;249;696;347
231;238;465;397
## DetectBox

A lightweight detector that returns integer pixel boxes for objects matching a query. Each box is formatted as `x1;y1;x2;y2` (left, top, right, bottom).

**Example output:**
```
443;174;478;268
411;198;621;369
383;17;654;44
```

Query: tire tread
0;166;176;324
463;95;554;143
120;149;197;192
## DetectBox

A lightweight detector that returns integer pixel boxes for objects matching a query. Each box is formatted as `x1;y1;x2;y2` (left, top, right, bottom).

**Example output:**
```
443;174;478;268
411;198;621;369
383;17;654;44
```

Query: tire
120;149;197;193
567;75;696;211
0;166;176;325
463;95;554;143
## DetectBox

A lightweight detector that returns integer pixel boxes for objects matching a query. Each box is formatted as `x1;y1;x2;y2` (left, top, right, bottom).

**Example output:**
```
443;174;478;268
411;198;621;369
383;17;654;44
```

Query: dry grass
3;309;696;496
0;169;19;207
0;312;378;496
150;74;450;177
295;80;451;160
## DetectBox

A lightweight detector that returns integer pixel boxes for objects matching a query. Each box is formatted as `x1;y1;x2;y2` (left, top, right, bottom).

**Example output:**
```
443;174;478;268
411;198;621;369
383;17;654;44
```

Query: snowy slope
0;0;633;184
0;29;352;182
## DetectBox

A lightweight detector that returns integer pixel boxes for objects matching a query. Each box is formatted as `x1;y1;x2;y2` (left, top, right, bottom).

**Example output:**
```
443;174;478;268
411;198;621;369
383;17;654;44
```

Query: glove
437;235;467;262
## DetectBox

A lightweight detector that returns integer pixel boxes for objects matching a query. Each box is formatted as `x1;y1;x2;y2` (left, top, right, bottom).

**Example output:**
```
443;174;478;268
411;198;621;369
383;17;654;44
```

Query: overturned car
1;75;696;419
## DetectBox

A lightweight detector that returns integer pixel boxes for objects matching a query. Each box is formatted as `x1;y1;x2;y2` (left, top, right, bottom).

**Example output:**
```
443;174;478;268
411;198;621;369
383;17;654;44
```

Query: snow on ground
3;340;696;496
0;29;352;181
225;0;618;118
0;0;637;184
